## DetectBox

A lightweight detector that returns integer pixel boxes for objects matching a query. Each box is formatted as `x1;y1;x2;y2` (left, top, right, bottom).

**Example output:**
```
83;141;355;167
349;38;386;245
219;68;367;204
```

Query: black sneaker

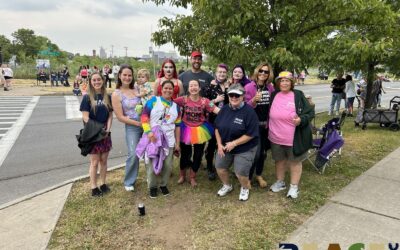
207;171;216;181
149;187;158;198
99;184;111;194
160;186;170;196
91;187;103;197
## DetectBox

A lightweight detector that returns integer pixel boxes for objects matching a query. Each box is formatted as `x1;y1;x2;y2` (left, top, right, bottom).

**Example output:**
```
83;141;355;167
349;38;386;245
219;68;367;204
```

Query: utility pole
124;47;128;58
110;45;114;58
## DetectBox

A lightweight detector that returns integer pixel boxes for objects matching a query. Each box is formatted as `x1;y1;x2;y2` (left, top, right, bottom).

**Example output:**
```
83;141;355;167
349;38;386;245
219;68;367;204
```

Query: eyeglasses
228;93;242;98
258;69;270;74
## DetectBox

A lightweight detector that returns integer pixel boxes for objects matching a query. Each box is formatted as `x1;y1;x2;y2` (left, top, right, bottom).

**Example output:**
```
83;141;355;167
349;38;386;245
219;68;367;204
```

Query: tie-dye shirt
141;96;181;147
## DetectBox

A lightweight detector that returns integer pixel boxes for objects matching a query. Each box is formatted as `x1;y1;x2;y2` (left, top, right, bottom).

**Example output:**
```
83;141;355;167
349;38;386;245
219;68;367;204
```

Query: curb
0;163;125;211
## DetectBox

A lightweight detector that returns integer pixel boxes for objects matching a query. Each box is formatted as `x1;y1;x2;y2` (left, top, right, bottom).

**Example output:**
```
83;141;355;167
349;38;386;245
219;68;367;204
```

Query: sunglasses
228;93;242;98
258;69;270;74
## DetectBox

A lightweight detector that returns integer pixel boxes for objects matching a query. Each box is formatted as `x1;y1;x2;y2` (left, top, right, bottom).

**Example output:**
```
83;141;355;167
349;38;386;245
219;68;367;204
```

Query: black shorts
4;76;12;80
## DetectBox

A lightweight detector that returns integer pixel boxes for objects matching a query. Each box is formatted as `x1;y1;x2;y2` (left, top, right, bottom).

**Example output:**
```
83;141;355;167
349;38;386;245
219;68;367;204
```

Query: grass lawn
48;112;400;249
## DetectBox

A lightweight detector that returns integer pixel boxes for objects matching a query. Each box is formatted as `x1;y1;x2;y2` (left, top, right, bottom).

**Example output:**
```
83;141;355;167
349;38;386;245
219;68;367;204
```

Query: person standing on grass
344;74;356;116
154;59;184;99
179;51;214;96
203;63;230;180
174;79;220;187
214;84;259;201
268;71;314;199
244;62;275;188
141;80;181;198
111;65;143;192
80;72;113;197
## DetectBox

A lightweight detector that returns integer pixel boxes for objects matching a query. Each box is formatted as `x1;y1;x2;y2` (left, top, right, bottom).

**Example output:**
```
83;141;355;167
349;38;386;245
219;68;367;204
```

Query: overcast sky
0;0;191;57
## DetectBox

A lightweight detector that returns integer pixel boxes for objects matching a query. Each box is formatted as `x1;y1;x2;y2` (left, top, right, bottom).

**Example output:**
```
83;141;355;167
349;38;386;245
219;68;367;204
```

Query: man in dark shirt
329;73;346;115
179;51;214;96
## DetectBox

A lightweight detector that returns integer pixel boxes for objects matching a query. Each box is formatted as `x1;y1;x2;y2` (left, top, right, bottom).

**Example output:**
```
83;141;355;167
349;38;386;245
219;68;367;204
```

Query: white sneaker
287;184;299;199
124;186;134;192
270;180;286;193
217;184;233;197
239;187;249;201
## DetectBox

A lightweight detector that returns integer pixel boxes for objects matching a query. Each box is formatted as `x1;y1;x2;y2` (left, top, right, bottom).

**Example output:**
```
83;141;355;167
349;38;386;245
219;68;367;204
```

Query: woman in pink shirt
268;71;314;199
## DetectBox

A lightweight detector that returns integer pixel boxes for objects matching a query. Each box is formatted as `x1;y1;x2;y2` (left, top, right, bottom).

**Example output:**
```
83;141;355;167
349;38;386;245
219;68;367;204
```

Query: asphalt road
0;81;399;206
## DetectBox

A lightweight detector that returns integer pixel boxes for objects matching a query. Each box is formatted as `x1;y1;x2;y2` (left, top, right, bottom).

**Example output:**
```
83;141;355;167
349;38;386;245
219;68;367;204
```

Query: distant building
92;50;96;57
141;47;181;64
99;47;107;59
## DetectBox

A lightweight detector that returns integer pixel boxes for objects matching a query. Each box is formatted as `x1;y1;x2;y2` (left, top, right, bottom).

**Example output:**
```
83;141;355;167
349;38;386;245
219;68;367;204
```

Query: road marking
0;122;14;124
0;117;19;119
65;96;82;120
0;96;40;168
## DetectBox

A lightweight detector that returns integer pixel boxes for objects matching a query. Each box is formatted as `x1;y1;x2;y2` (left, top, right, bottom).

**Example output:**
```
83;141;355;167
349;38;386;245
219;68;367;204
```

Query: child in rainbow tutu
174;79;220;187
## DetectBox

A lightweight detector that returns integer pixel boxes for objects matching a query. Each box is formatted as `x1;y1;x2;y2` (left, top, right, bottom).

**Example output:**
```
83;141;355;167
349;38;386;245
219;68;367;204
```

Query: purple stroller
307;113;345;174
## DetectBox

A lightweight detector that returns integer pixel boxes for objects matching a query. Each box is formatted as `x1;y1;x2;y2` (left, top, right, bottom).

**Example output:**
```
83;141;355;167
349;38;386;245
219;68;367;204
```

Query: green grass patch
48;111;400;249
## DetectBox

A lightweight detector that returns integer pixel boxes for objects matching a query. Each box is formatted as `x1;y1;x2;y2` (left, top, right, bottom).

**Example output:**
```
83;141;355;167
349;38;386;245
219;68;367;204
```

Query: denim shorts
270;143;307;162
215;146;257;176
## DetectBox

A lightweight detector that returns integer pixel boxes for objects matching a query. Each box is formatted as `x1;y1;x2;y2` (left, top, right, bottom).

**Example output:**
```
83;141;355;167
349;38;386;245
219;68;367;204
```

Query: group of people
79;51;315;201
79;64;120;88
1;64;13;91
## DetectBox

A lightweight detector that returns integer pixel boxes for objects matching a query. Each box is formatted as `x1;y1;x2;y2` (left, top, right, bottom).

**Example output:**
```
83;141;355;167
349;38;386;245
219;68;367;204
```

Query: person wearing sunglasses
244;62;275;189
268;71;314;199
154;59;184;99
203;63;230;180
214;84;259;201
174;79;220;187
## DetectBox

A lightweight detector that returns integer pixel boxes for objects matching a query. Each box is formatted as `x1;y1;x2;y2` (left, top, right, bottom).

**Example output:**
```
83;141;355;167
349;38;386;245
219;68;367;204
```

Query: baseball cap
227;83;245;95
191;51;202;58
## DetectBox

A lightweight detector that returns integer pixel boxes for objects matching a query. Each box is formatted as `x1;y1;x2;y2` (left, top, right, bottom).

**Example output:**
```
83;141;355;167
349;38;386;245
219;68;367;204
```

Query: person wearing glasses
174;79;220;187
203;63;230;180
268;71;314;199
244;62;275;188
154;59;184;99
214;84;259;201
179;51;214;96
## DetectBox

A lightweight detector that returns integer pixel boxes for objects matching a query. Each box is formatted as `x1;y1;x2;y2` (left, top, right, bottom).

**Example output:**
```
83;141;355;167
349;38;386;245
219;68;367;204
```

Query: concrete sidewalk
288;147;400;248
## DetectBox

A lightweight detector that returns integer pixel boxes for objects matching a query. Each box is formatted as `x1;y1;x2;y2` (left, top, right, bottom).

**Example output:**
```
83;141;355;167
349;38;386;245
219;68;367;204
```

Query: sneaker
91;187;102;197
160;186;170;196
239;187;249;201
124;186;134;192
217;184;233;197
100;184;111;194
149;187;158;198
287;184;299;199
207;170;216;181
270;180;286;193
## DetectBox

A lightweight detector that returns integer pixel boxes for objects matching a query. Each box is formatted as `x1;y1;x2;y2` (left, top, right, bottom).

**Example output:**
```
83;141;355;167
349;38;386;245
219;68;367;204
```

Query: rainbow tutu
180;122;214;145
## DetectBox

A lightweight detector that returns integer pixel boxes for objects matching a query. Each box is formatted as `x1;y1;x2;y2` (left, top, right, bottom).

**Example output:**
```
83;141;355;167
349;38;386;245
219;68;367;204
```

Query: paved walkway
288;147;400;248
0;148;399;249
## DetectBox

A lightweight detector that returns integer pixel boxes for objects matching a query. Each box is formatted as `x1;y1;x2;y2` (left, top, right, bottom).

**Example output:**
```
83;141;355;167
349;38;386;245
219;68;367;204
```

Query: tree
0;35;12;63
11;29;40;60
145;0;381;76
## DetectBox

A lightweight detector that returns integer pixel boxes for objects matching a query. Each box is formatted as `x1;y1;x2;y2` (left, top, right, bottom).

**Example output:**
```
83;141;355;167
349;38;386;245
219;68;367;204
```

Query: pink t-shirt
174;96;215;127
268;92;297;146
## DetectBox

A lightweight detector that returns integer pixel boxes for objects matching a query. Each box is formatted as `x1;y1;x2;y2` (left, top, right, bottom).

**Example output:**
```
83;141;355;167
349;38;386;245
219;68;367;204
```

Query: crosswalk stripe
65;96;82;120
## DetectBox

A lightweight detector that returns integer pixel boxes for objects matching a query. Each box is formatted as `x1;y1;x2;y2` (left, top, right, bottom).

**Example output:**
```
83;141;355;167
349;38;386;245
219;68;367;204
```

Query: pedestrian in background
2;64;13;91
344;74;356;116
329;73;346;116
80;72;113;197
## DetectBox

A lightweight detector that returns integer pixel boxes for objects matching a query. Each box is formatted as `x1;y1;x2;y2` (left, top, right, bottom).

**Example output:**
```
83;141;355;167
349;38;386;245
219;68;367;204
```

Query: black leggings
249;126;270;179
205;135;217;172
180;143;205;172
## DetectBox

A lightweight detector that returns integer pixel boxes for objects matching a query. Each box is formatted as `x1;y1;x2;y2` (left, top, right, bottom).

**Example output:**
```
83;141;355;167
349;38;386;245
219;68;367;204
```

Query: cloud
1;0;62;11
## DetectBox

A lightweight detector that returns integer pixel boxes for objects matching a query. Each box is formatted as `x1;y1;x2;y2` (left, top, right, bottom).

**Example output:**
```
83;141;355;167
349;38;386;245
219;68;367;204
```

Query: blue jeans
124;124;143;187
330;93;342;113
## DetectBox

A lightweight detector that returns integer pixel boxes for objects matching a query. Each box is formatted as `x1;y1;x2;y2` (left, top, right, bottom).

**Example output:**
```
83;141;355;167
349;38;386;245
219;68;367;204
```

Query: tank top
114;89;142;121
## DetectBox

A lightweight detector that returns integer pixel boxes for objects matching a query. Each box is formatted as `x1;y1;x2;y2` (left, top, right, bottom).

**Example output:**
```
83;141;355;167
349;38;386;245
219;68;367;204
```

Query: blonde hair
87;72;112;114
137;68;150;80
251;62;274;84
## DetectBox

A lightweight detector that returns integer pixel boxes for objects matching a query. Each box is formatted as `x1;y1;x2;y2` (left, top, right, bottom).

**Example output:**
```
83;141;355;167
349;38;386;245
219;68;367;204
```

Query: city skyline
0;0;191;57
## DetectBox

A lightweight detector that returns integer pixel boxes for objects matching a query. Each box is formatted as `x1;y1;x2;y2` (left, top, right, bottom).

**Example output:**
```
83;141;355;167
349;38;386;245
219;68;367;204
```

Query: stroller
307;112;346;174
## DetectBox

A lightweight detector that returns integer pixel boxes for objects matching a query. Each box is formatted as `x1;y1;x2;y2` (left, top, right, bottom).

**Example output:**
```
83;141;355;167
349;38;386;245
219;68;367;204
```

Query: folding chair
307;112;346;174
